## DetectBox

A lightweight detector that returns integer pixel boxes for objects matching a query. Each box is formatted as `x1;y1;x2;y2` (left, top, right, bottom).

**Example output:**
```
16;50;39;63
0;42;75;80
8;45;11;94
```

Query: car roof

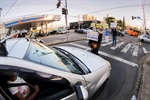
6;38;30;59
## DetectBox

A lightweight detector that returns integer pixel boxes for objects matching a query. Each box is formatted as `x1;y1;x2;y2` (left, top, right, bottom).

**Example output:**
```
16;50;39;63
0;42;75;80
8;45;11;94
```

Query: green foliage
105;17;115;28
117;20;123;27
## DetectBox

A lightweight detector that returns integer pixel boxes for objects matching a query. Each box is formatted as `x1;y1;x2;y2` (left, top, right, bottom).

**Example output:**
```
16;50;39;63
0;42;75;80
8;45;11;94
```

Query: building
0;23;7;39
70;20;100;29
83;14;97;21
4;14;61;34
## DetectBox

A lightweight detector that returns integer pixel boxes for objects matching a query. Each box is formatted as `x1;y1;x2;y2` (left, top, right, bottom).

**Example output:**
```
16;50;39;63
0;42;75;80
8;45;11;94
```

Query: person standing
105;28;109;44
95;27;104;54
111;28;117;46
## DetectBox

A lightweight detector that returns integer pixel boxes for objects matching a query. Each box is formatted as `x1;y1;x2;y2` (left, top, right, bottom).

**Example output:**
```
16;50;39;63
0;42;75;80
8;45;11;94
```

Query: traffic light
62;8;68;15
132;16;136;20
56;0;61;8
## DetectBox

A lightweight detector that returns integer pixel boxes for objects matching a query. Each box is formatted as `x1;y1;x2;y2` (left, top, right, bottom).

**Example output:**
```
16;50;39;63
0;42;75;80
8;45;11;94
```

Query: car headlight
106;61;111;69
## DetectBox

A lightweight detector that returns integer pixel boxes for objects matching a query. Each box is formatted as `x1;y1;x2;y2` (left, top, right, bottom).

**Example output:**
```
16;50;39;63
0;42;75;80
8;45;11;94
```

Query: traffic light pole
65;0;68;41
142;5;146;34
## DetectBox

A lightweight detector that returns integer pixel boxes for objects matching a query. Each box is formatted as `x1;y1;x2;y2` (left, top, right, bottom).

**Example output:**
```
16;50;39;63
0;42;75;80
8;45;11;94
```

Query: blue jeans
112;36;117;45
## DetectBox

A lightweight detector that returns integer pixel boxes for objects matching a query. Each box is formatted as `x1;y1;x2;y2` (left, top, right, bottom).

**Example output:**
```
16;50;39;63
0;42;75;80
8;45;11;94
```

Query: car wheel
141;39;144;42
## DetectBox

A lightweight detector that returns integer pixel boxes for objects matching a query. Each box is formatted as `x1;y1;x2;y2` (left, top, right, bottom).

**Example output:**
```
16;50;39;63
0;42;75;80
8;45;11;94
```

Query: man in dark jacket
111;28;117;46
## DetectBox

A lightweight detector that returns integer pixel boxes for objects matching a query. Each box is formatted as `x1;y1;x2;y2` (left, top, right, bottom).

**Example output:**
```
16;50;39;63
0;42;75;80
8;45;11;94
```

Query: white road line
101;41;112;46
121;43;131;53
102;40;119;47
142;47;148;53
110;42;125;50
69;43;138;67
132;45;139;56
101;38;111;43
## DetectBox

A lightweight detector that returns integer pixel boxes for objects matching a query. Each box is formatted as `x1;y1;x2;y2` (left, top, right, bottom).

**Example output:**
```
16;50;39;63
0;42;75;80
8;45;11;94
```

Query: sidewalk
137;53;150;100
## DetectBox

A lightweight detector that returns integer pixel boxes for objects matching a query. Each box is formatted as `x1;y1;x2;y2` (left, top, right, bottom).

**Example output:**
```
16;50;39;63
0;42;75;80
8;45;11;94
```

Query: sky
0;0;150;29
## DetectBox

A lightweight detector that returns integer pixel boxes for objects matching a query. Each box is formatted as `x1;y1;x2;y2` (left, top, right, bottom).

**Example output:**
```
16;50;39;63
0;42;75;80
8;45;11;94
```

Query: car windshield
24;41;82;74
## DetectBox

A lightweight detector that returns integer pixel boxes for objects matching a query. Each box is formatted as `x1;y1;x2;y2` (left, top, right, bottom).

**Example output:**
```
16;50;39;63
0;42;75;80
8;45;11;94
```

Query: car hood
57;46;109;72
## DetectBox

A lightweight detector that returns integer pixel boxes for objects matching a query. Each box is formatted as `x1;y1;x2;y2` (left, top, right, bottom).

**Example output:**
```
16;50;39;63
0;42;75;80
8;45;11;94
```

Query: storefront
70;20;100;29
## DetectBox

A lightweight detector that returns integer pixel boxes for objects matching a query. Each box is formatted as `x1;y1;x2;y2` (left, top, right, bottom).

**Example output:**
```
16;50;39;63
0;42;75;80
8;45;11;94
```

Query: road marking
121;43;131;53
110;42;125;50
101;41;112;46
101;40;119;46
142;47;148;53
101;38;111;43
69;43;138;67
132;45;139;56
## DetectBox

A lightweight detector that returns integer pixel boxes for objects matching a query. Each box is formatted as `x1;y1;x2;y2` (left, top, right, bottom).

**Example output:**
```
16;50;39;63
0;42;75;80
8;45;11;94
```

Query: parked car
77;29;87;34
35;30;45;37
49;30;59;35
0;37;111;100
138;34;150;43
58;29;67;34
117;31;124;37
74;29;78;33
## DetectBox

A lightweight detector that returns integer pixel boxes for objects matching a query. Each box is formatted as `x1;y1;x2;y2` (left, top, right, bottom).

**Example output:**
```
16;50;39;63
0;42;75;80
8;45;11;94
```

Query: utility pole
142;4;146;34
0;8;2;23
78;15;80;29
65;0;68;40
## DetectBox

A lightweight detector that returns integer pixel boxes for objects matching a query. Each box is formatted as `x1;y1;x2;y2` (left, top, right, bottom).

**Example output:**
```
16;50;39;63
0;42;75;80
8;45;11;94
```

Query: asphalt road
41;32;150;100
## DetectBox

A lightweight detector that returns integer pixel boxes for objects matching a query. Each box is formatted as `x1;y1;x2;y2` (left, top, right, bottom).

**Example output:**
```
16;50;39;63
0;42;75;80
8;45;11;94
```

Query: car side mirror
75;82;88;100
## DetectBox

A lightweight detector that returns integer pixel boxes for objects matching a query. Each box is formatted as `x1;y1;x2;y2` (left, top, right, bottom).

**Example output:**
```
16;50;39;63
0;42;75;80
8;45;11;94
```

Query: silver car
138;34;150;43
0;38;111;100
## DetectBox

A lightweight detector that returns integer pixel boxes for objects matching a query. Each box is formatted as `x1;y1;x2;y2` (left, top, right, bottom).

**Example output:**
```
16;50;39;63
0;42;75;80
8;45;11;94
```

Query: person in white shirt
7;72;39;100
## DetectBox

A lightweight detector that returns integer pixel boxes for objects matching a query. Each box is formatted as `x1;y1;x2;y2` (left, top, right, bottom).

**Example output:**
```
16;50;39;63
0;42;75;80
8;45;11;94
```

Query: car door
144;35;149;42
0;64;88;100
147;35;150;42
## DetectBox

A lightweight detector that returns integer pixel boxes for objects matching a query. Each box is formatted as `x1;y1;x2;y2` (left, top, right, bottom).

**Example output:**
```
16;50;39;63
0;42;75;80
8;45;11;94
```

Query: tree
117;20;123;28
105;17;115;28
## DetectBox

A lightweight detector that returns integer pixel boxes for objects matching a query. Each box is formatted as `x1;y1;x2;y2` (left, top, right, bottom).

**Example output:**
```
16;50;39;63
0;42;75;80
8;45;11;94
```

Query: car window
24;41;82;74
0;66;74;100
55;48;91;74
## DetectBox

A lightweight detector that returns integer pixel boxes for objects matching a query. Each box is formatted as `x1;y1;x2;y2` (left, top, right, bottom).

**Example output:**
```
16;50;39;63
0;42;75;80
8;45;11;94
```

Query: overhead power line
2;0;18;20
85;4;150;14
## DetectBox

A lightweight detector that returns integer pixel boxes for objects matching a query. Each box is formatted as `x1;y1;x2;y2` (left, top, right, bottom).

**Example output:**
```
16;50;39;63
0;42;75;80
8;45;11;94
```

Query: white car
138;34;150;42
0;38;111;100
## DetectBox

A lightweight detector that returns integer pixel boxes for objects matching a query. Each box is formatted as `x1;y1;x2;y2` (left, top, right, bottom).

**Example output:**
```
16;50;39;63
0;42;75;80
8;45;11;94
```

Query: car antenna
0;32;19;43
0;32;21;56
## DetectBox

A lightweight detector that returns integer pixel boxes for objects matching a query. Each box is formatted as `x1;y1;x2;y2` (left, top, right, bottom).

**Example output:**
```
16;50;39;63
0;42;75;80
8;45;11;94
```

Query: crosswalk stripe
85;38;111;44
69;43;138;67
110;42;125;50
101;41;112;46
121;43;131;53
101;38;111;43
132;45;139;56
142;47;147;53
101;40;119;46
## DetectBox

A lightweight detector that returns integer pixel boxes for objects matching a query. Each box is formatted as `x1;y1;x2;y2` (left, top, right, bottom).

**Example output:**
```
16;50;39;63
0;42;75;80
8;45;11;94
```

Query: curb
45;38;87;46
136;53;150;100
